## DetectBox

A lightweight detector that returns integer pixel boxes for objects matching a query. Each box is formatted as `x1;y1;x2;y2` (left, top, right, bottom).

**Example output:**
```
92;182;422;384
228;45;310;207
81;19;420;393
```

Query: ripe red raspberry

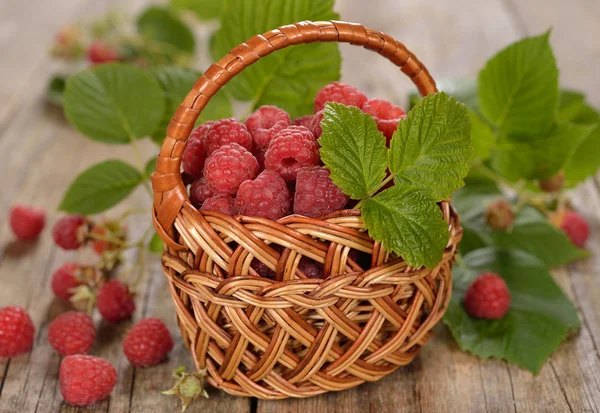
245;106;291;151
52;215;89;250
0;306;35;357
87;41;119;64
264;126;319;181
48;312;96;356
60;355;117;406
314;82;368;113
292;115;313;129
204;143;259;194
294;166;348;217
236;171;291;220
362;98;406;140
96;280;135;323
51;262;82;301
464;273;511;319
9;204;46;241
559;211;590;247
484;199;514;230
309;110;324;139
190;121;214;142
203;118;252;155
200;194;238;216
189;178;215;208
298;257;324;279
538;170;565;192
123;318;174;367
182;138;208;179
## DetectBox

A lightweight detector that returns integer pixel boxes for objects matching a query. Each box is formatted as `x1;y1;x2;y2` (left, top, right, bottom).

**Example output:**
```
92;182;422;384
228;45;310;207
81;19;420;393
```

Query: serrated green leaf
409;78;479;111
64;63;165;144
170;0;224;20
149;232;165;253
59;160;143;215
478;32;558;138
362;185;449;269
145;156;157;178
319;103;388;200
210;0;340;117
491;122;593;180
444;247;580;374
47;75;67;106
470;110;494;161
137;6;195;54
389;92;472;201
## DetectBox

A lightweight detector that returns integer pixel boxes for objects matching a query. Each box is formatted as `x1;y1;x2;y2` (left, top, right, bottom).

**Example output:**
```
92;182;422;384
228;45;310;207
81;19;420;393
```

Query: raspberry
9;204;46;241
51;262;82;301
48;312;96;356
200;194;238;216
182;138;208;179
204;143;259;194
292;115;313;129
60;355;117;406
0;306;35;357
96;280;135;323
190;121;214;142
87;41;119;64
264;126;319;181
314;82;368;113
294;166;348;217
123;318;174;367
245;106;291;150
559;211;590;247
464;273;511;319
362;98;406;140
538;171;565;192
236;171;291;220
254;150;267;171
298;257;324;279
484;199;514;230
189;178;214;208
52;215;89;250
309;110;324;139
203;118;252;155
251;258;276;278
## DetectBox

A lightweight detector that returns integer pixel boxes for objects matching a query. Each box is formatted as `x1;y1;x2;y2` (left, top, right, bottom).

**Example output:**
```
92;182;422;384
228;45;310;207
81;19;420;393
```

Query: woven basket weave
151;20;463;400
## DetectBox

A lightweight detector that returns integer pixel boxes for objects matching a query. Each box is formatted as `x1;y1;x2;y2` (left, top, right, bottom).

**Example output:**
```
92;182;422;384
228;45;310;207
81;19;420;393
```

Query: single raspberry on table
204;143;259;195
48;312;96;356
245;105;291;151
292;115;313;129
189;178;215;208
538;170;565;193
236;170;291;220
200;194;238;216
314;82;368;113
0;306;35;357
182;138;208;179
96;280;135;323
60;355;117;406
464;273;511;319
294;166;348;217
51;262;82;301
362;98;406;140
52;215;89;250
298;257;324;279
203;118;253;155
264;126;319;181
9;204;46;241
484;199;514;230
309;110;324;139
87;41;119;64
123;318;174;367
558;211;590;247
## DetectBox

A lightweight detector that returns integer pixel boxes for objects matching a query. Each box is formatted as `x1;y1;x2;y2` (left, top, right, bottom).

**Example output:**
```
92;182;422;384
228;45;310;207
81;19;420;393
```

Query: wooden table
1;0;599;411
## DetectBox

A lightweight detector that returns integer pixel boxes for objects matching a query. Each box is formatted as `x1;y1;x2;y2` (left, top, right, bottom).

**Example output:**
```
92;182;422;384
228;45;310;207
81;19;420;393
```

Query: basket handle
151;20;437;243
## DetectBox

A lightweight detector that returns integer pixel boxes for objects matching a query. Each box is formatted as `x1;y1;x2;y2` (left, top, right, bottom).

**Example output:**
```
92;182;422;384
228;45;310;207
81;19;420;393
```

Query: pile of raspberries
182;81;406;220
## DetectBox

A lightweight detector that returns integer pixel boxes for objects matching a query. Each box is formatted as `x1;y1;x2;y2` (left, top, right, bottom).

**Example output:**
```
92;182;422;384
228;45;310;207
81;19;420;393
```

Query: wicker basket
151;20;462;400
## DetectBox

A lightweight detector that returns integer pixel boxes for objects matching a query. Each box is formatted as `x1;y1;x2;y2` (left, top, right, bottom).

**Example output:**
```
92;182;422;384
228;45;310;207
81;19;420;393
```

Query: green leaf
64;63;165;144
59;160;143;215
145;156;157;178
409;78;479;111
210;0;340;117
47;75;67;106
150;66;231;144
444;247;580;374
490;122;593;180
389;92;473;200
557;90;600;124
470;110;494;161
170;0;224;20
149;232;165;254
319;103;388;200
478;31;558;138
362;185;449;269
137;6;195;54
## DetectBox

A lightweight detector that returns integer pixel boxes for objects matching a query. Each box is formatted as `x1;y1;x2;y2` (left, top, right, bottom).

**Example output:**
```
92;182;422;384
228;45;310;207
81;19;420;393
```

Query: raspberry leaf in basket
362;186;449;269
389;91;473;201
443;247;580;374
319;103;388;200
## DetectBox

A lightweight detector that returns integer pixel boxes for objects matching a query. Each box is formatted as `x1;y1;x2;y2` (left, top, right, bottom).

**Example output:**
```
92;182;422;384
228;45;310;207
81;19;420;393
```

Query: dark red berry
123;318;173;367
292;115;313;129
264;126;319;181
294;166;348;217
52;215;89;250
60;355;117;406
0;306;35;357
51;262;82;301
200;194;238;216
204;118;252;155
236;171;291;220
87;41;119;64
9;205;46;241
189;178;215;208
48;312;96;356
245;105;291;151
314;82;368;113
96;280;135;323
362;98;406;141
204;143;259;195
559;211;590;247
464;273;510;319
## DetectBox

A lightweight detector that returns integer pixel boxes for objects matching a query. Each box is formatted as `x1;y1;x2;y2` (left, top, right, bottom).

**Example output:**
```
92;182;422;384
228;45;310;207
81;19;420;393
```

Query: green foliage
137;6;195;54
145;157;157;178
170;0;225;20
444;248;579;374
149;232;165;253
47;75;67;106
